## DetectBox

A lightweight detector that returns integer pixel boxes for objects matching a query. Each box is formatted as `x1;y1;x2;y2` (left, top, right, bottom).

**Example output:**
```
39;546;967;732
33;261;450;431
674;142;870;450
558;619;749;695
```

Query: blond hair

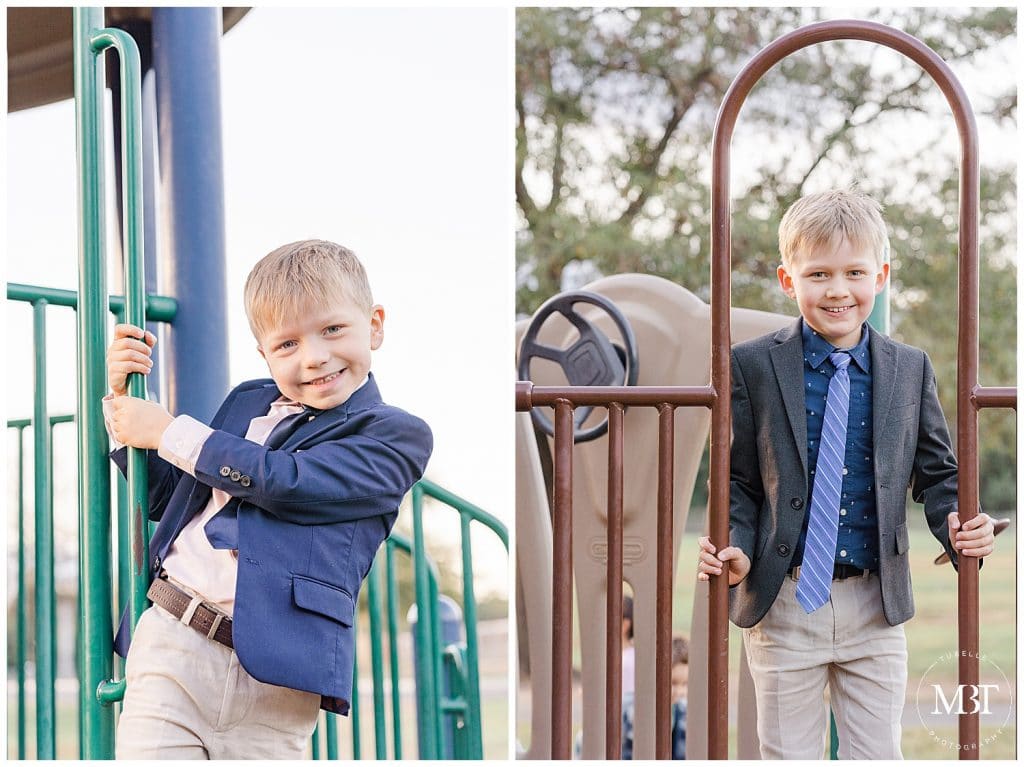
778;190;889;269
244;240;373;341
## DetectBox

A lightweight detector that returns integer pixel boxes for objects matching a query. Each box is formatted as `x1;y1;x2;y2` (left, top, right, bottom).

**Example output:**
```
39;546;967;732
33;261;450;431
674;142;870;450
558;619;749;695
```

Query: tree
516;6;1017;508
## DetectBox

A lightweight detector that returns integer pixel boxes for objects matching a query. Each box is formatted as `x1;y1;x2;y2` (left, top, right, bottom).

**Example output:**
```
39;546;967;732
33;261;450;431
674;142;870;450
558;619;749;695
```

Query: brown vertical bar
955;57;981;757
606;403;624;759
710;19;986;758
655;404;674;760
552;400;574;760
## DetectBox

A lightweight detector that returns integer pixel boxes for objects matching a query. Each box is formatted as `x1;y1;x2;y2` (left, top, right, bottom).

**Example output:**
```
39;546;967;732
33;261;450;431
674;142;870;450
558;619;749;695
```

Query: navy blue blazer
111;373;432;714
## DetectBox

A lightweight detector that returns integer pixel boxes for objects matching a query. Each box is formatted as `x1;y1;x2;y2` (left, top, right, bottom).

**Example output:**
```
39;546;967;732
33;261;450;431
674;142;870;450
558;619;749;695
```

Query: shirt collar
801;318;870;373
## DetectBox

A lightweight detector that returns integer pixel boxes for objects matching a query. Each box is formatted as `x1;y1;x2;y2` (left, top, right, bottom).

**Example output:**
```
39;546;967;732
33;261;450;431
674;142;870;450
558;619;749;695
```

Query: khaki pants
742;573;907;760
116;603;320;760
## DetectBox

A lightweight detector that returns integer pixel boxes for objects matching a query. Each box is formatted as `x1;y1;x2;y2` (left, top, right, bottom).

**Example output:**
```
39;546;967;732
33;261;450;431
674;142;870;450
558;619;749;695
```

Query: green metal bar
385;541;403;759
411;483;440;758
311;716;321;759
459;513;484;757
441;646;471;758
91;20;151;657
32;301;56;759
6;282;177;321
116;473;129;636
416;477;508;550
352;610;362;760
367;559;388;758
15;424;27;759
427;559;447;756
325;712;338;760
6;415;76;429
74;7;116;756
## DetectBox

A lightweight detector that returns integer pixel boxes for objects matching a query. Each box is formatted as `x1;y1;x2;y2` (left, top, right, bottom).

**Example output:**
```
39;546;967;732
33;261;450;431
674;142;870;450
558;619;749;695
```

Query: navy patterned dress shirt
792;320;880;571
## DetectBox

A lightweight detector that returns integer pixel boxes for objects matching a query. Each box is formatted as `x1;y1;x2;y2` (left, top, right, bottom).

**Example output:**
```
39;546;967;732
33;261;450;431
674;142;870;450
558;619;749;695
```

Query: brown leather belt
147;576;234;649
789;563;875;582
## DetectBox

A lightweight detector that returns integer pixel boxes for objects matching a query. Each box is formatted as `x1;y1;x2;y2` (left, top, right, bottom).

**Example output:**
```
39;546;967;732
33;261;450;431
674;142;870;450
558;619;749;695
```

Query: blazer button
777;543;790;556
152;555;161;571
240;475;251;487
219;466;231;477
790;497;804;510
230;470;241;482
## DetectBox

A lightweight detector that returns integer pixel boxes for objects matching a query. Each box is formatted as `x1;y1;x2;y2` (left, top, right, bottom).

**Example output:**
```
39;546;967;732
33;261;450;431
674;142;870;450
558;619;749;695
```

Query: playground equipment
516;275;790;759
8;8;506;760
515;18;1015;761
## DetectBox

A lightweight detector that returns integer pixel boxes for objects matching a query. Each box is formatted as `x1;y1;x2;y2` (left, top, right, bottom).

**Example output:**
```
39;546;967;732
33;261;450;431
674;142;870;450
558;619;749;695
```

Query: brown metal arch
708;18;1012;760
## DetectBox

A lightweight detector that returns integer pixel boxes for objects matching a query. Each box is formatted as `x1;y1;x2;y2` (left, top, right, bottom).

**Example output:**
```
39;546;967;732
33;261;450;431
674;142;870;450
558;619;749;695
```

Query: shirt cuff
157;415;214;476
101;394;124;451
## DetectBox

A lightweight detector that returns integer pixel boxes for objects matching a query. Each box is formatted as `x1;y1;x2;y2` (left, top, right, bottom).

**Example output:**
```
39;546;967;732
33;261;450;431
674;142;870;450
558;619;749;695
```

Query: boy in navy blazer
696;191;995;758
105;240;432;758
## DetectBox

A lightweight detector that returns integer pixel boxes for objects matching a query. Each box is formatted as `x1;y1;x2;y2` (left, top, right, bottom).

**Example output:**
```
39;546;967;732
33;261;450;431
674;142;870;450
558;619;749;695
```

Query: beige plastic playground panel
515;273;791;759
515;408;554;759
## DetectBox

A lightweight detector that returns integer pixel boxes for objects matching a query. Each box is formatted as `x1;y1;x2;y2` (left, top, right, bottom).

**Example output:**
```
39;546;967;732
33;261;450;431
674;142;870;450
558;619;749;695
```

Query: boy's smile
777;239;889;349
258;302;385;410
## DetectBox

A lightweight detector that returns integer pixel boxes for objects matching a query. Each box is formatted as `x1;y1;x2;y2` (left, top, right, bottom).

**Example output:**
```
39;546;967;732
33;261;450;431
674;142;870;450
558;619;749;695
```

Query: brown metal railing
516;18;1016;761
516;385;716;759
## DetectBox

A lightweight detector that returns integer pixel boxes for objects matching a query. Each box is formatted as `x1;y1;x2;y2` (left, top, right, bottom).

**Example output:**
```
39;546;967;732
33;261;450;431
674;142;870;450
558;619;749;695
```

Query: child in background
622;634;688;759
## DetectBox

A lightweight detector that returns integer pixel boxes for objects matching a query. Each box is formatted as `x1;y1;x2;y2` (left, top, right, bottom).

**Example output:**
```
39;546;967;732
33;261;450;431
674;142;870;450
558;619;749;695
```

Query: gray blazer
728;319;959;628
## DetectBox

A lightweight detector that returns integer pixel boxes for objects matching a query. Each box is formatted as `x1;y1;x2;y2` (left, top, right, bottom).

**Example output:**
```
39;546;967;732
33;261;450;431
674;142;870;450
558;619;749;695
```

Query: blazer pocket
293;575;355;626
890;401;920;422
894;522;910;555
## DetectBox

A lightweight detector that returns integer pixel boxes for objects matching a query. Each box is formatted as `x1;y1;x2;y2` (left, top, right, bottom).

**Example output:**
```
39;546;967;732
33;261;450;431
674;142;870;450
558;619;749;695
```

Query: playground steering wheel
518;291;639;443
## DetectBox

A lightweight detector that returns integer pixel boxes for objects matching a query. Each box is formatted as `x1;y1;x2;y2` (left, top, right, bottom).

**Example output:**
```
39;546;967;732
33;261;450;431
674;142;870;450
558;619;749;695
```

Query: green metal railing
412;478;508;758
7;413;74;759
6;280;176;759
308;481;509;759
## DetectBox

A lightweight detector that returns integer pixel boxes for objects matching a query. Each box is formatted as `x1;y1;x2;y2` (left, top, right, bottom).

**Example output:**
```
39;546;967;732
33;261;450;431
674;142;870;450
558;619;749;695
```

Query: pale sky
4;8;512;596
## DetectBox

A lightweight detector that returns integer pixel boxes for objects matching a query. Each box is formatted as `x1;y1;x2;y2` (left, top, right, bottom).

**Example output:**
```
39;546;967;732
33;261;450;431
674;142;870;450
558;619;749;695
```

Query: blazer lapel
769;319;808;479
284;373;385;449
869;325;897;461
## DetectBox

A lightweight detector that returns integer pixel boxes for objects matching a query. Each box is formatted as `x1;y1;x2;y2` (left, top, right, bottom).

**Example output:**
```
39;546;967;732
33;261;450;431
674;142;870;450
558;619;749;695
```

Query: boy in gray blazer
697;190;995;759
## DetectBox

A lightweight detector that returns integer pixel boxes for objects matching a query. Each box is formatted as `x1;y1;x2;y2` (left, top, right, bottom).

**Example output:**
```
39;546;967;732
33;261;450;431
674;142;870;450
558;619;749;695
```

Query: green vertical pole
352;612;362;760
114;307;129;628
427;566;447;756
32;301;56;759
367;559;388;758
460;515;484;758
311;717;321;759
74;7;116;757
91;19;150;645
16;424;27;759
385;542;403;759
116;474;129;631
325;713;338;760
867;241;891;333
411;484;440;758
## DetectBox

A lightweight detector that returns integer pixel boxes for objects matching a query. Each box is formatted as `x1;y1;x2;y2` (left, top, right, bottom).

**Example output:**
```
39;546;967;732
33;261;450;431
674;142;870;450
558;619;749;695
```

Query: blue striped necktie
796;351;852;613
